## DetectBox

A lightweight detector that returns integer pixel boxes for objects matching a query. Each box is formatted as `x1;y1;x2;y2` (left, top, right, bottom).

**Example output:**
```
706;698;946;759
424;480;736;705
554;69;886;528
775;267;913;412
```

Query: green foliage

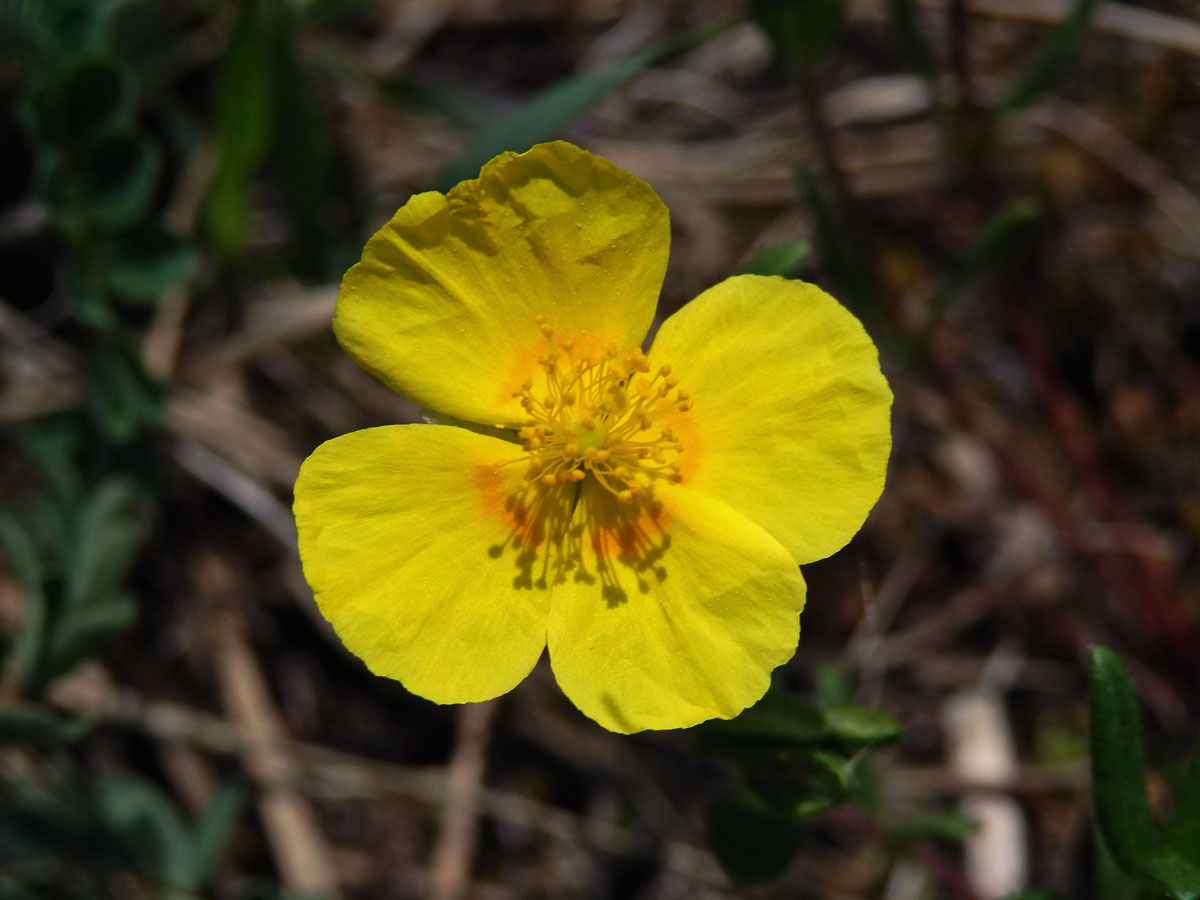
798;165;882;320
1164;752;1200;872
205;0;273;256
103;222;198;306
1089;646;1200;900
924;198;1041;326
737;239;811;277
697;685;901;884
998;0;1102;112
886;0;937;85
886;810;979;843
707;784;807;884
435;19;732;191
0;762;241;897
202;0;348;275
95;772;243;893
0;704;91;747
747;0;845;70
0;477;147;696
271;3;335;280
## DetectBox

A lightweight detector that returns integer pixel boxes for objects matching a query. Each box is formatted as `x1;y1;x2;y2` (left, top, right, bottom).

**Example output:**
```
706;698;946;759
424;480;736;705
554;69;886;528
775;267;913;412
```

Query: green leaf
94;770;192;889
87;336;164;444
997;0;1101;112
1088;646;1158;876
799;165;883;319
707;785;806;885
888;810;979;842
1144;850;1200;899
924;198;1040;327
1164;748;1200;867
0;513;51;693
886;0;937;83
58;55;135;140
19;417;85;506
435;19;730;191
813;662;854;707
747;0;845;69
103;223;196;305
737;239;811;277
0;512;44;599
22;54;133;147
45;590;137;682
822;705;903;745
694;687;828;760
87;128;163;231
205;0;272;255
183;782;243;891
0;703;91;746
270;3;335;280
792;749;854;815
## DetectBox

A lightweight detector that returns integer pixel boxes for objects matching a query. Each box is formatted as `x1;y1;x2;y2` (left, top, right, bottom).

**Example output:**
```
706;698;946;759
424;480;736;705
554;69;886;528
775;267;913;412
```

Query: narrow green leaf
1089;646;1157;875
0;703;91;746
707;785;806;885
748;0;845;69
271;3;334;279
924;198;1040;325
87;335;164;444
737;239;811;277
887;0;936;82
1164;748;1200;867
822;705;903;745
19;417;85;506
94;770;192;888
998;0;1101;112
46;591;138;681
104;223;196;305
0;513;51;693
436;19;731;191
889;810;979;842
205;0;272;254
798;165;881;318
184;782;243;890
0;512;44;598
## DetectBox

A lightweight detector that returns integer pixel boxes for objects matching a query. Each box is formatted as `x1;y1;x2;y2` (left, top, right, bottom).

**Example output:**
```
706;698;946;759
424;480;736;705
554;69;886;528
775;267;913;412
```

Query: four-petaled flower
293;141;892;733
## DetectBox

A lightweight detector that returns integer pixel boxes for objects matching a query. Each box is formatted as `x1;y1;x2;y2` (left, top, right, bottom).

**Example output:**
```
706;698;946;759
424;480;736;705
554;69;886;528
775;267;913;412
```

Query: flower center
510;317;692;504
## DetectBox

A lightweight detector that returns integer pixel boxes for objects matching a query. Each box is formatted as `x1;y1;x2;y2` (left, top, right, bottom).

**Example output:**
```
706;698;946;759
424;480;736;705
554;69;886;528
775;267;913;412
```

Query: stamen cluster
511;317;692;503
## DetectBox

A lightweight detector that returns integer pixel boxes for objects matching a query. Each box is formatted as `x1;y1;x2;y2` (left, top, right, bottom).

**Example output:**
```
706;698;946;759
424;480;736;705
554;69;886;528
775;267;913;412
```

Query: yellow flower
293;141;891;734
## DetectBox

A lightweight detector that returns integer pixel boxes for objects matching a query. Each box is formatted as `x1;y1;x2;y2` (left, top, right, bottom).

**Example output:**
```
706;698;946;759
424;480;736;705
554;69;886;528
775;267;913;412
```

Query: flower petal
649;275;892;564
293;424;549;703
546;482;806;733
335;141;669;425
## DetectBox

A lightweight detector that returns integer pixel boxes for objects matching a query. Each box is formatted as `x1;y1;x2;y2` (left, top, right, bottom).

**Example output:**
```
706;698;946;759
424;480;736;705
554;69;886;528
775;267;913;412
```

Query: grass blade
436;18;733;191
998;0;1102;112
1089;646;1157;874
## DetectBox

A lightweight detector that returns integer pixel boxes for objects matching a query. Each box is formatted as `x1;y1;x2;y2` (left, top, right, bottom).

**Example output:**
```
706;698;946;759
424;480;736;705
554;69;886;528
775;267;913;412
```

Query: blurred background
1;0;1199;897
